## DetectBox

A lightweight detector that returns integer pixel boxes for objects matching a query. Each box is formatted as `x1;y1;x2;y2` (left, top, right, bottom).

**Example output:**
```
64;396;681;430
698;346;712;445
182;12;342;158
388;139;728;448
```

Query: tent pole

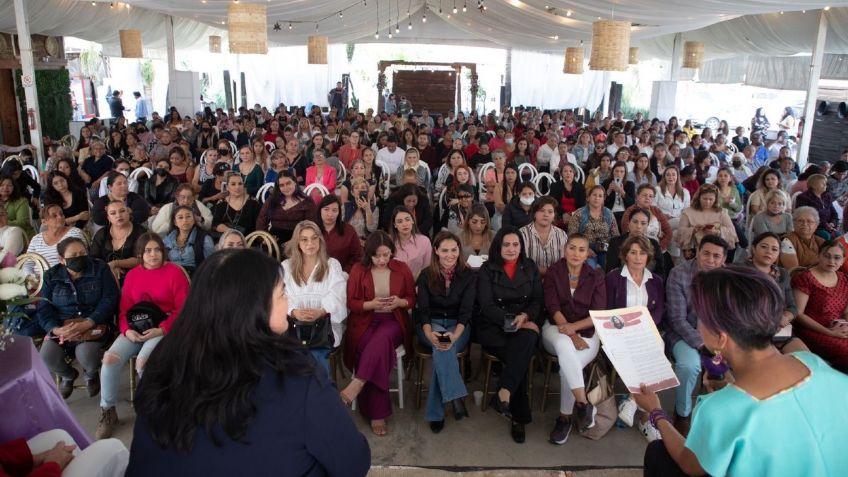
797;10;828;169
12;0;43;169
670;33;683;81
165;14;177;110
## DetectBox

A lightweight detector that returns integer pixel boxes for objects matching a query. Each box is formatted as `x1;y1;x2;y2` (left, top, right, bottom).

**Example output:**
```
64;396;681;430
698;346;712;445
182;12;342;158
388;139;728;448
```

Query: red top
504;259;518;280
119;262;190;335
463;144;478;160
559;195;577;214
344;259;416;370
0;438;61;477
323;224;363;273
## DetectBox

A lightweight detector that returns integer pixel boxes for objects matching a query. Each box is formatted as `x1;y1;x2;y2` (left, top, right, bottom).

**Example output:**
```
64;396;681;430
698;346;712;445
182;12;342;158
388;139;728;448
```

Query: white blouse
654;186;691;220
622;265;652;308
281;257;348;347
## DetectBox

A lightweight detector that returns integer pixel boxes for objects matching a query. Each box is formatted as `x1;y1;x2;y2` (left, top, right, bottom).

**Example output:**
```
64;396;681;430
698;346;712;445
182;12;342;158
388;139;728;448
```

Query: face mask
732;160;742;168
155;167;168;177
65;256;88;273
520;196;535;206
217;148;229;156
505;138;514;145
119;170;129;177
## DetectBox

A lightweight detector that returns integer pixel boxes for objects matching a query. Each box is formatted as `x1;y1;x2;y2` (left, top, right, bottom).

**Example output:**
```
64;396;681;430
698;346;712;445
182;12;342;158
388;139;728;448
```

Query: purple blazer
544;260;607;337
604;267;665;325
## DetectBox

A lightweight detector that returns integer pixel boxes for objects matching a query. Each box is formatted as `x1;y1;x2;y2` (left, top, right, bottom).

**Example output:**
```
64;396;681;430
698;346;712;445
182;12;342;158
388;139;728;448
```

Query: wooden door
393;70;456;116
0;68;21;146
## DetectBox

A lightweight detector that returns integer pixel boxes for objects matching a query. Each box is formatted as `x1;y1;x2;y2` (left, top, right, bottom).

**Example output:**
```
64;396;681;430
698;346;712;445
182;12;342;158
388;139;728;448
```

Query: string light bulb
375;31;380;39
339;11;343;18
463;1;467;12
288;22;293;29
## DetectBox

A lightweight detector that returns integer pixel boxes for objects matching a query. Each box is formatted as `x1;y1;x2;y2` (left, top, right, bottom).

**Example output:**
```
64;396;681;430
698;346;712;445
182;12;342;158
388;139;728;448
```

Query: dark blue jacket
36;258;119;335
126;367;371;477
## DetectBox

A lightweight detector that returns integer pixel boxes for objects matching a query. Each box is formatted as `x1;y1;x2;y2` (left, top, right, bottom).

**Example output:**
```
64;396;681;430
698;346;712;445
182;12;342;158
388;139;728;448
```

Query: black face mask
217;148;230;156
65;256;88;273
155;167;169;177
732;160;742;168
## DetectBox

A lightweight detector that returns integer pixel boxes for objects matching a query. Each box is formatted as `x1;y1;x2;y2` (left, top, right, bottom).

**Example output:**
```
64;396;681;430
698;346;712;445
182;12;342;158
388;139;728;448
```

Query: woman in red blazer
341;230;416;437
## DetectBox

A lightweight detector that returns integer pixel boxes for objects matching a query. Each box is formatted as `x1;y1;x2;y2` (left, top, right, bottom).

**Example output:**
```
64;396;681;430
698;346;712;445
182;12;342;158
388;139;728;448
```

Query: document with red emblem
590;306;679;393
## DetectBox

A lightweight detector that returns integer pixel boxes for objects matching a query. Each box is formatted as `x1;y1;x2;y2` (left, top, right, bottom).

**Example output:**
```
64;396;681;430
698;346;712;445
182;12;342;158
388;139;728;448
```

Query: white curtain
697;54;848;90
510;50;607;110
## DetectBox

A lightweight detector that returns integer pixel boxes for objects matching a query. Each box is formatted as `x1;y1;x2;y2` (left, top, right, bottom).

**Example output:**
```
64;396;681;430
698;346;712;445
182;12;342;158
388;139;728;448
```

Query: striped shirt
519;223;568;271
26;227;87;268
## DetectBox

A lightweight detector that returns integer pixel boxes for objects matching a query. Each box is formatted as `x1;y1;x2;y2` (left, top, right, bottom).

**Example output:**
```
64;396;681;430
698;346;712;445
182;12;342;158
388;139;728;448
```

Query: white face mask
505;138;514;145
520;196;535;206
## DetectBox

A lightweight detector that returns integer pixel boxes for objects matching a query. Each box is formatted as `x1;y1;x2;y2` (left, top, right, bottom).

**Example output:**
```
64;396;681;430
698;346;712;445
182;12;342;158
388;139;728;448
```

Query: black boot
452;398;469;421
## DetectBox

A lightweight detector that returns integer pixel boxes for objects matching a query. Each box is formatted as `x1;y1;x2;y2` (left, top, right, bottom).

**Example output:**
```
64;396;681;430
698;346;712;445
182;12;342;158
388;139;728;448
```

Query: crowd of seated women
2;102;848;475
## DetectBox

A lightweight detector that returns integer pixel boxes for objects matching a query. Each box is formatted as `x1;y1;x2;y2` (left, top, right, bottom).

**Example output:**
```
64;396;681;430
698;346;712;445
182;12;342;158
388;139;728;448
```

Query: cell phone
359;191;368;201
437;333;451;343
503;314;518;333
221;182;228;192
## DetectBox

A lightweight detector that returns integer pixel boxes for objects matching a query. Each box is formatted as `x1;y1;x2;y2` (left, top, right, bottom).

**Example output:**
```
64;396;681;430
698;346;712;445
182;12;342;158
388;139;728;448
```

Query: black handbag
287;314;333;348
127;301;168;333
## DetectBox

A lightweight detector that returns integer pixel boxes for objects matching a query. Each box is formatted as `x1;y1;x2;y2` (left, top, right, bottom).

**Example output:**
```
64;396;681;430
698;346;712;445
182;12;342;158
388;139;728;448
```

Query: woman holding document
541;233;607;445
634;265;848;476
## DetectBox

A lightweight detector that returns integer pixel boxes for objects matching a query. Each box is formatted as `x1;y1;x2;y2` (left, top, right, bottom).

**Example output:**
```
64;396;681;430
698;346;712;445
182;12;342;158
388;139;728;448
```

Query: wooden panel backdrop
392;70;455;116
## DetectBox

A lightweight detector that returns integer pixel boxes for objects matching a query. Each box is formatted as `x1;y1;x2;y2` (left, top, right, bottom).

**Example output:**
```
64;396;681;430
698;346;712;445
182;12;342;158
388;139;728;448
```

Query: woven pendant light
628;47;639;65
228;3;268;54
308;36;328;65
683;41;705;69
209;35;222;54
119;29;143;58
589;20;631;71
563;48;584;74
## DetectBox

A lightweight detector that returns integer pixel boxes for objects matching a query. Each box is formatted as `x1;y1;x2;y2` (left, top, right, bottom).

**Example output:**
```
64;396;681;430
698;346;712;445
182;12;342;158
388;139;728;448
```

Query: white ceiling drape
1;1;846;60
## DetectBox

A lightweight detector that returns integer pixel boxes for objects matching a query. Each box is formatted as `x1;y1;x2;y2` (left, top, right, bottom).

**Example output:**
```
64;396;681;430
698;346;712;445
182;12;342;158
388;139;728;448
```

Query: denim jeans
310;347;332;381
100;334;163;409
416;319;470;422
672;340;701;417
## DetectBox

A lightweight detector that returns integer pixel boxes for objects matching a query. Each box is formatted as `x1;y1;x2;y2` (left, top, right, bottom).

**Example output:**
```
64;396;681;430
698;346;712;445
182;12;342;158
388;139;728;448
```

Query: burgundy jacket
543;260;607;337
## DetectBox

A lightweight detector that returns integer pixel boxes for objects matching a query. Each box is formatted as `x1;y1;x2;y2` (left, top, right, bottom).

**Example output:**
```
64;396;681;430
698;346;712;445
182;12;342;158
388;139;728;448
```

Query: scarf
440;264;456;289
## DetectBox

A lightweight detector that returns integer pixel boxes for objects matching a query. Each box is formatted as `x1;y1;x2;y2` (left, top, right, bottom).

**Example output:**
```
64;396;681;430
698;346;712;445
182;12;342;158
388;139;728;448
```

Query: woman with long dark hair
42;170;90;228
476;226;543;443
415;231;475;433
256;170;316;246
317;194;363;272
127;249;370;475
342;231;416;437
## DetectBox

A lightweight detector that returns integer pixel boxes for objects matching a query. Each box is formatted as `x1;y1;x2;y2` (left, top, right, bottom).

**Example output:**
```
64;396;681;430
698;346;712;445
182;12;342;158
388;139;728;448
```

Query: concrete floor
65;343;675;472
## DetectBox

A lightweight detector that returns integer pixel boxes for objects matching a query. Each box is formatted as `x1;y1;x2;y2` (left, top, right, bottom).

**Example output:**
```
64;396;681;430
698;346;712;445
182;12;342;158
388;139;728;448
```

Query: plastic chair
303;183;330;198
129;167;153;182
517;163;538;182
533;172;556;196
255;182;275;203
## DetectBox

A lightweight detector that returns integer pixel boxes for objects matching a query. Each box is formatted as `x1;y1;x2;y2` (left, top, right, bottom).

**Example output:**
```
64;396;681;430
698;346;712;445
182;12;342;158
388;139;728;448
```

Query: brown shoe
673;411;691;437
95;407;118;440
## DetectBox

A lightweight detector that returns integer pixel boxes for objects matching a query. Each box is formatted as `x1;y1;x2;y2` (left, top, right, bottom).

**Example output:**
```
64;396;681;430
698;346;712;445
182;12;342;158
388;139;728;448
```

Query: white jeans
541;322;601;414
27;429;128;477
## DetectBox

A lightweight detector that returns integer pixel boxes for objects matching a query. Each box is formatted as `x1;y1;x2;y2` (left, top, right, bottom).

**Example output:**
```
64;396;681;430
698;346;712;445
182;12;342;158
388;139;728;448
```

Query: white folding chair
303;183;330;198
22;165;39;183
264;141;276;153
375;159;392;199
517;163;538;182
129;167;153;182
477;162;495;201
256;182;275;203
533;172;556;196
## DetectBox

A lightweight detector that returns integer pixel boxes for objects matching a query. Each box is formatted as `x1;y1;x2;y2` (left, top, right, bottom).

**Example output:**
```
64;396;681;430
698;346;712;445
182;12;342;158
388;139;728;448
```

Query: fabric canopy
0;1;846;60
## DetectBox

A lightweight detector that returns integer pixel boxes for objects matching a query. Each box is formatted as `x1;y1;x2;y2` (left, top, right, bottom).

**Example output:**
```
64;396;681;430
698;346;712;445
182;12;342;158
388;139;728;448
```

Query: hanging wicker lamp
228;3;268;54
209;35;222;54
589;20;631;71
563;48;584;74
628;47;639;65
683;41;705;69
119;29;143;58
308;36;329;65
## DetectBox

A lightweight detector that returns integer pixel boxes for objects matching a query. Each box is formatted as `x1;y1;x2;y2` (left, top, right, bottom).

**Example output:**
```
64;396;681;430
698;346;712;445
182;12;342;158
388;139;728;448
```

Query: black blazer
601;177;636;211
549;180;586;215
414;268;477;327
476;257;543;348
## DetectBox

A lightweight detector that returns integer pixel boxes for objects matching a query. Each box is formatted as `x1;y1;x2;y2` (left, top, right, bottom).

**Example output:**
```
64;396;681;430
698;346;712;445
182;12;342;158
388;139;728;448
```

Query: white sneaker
618;397;638;427
638;419;662;442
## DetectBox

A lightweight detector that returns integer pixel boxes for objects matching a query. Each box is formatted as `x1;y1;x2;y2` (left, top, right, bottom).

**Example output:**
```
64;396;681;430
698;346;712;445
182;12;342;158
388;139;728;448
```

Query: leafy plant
14;69;72;143
346;43;355;63
79;45;102;81
140;59;155;88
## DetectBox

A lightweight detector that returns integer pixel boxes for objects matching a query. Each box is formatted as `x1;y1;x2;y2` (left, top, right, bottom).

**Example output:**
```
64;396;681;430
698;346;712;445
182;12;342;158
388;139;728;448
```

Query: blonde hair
284;220;329;286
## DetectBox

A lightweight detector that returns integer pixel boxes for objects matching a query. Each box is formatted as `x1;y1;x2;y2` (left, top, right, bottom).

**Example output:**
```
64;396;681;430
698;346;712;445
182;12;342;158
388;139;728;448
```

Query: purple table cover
0;337;92;449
